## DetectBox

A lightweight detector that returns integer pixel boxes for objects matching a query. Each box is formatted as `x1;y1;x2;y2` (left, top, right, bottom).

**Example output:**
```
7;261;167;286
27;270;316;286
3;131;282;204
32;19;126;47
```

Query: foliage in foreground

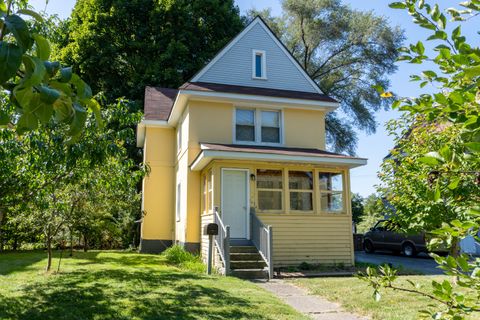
361;1;480;319
0;0;100;135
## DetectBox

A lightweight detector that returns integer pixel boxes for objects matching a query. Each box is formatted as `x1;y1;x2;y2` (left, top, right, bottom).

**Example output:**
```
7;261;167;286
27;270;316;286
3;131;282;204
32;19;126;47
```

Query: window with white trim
235;108;281;144
289;171;313;211
257;169;283;211
319;172;344;212
252;49;266;79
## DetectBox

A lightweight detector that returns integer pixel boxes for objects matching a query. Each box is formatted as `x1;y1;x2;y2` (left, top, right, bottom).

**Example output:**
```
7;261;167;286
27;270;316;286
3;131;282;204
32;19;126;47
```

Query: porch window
319;172;344;212
235;109;255;142
257;169;283;211
289;171;313;211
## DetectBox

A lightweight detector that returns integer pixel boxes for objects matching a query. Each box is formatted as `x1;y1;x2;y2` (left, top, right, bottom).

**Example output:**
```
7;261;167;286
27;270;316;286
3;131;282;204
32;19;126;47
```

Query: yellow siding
141;127;175;240
259;214;354;266
283;108;325;149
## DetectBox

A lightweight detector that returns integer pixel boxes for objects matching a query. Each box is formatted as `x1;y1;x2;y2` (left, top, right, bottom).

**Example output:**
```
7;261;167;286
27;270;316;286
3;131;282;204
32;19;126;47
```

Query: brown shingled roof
144;86;178;121
180;82;337;103
144;82;337;121
201;143;365;160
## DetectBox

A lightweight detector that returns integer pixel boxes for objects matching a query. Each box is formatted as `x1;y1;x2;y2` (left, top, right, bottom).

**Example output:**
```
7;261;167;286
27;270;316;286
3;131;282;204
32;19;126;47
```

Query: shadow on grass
0;263;264;320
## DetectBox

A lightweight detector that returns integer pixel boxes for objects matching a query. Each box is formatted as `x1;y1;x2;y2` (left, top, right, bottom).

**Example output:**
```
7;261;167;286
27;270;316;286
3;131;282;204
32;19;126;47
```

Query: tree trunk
69;227;73;257
83;233;88;252
449;237;461;284
46;237;52;272
0;208;4;252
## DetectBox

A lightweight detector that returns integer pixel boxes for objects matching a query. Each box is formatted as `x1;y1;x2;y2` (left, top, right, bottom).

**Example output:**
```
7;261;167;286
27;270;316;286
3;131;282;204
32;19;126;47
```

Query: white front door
222;169;249;239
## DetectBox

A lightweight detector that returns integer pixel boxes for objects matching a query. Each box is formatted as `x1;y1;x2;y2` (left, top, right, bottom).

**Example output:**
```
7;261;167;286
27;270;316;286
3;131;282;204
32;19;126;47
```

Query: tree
351;193;364;224
2;99;144;270
359;1;480;318
58;0;245;102
357;194;387;233
248;0;404;154
0;0;100;134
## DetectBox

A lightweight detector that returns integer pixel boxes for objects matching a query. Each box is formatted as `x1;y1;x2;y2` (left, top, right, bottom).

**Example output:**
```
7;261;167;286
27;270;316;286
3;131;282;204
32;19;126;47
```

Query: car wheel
364;240;375;254
402;242;417;257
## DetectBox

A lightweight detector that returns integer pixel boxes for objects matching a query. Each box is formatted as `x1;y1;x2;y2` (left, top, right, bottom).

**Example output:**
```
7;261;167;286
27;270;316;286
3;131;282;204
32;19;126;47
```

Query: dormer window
252;49;266;79
235;108;282;144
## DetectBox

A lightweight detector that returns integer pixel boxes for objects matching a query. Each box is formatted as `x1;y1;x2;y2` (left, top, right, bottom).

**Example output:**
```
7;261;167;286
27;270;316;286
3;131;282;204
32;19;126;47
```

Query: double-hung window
319;172;344;212
289;171;313;211
257;169;283;211
235;108;281;144
202;171;213;213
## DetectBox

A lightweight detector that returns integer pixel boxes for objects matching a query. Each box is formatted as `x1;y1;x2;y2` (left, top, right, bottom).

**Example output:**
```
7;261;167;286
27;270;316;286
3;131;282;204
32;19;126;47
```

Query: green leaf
389;2;407;9
0;110;10;125
16;112;38;133
32;34;50;60
44;61;60;76
4;14;33;52
464;65;480;79
13;85;34;109
87;99;103;129
38;85;60;104
69;103;87;136
53;95;73;122
70;74;92;100
21;56;46;88
16;9;44;23
34;102;53;124
434;181;441;201
374;290;381;302
465;142;480;153
452;26;461;40
59;67;73;83
438;14;447;30
0;1;7;13
427;31;447;40
448;178;460;190
0;42;22;84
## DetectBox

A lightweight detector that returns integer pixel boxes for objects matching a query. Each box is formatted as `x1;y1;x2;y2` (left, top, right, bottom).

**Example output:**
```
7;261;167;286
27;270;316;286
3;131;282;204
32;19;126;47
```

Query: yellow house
136;17;367;279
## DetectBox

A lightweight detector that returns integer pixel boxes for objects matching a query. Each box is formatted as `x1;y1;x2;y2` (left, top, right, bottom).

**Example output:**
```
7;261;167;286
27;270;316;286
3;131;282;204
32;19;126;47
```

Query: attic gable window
252;49;267;79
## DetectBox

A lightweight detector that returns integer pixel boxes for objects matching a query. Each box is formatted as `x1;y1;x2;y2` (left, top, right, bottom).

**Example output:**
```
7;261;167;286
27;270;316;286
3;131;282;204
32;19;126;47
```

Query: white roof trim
190;149;367;171
136;120;172;148
190;17;322;94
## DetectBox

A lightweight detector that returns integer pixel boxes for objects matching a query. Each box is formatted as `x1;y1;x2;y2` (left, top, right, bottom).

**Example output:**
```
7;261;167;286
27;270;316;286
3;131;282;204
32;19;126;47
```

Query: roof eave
190;149;367;171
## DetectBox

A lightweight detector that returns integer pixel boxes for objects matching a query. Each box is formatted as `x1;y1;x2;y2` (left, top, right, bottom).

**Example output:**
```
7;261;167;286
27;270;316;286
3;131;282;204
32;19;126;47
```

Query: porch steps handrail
250;211;273;279
214;208;230;275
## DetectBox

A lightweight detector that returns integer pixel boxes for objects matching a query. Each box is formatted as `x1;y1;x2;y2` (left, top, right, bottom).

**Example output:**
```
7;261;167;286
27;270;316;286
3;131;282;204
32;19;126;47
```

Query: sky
28;0;479;197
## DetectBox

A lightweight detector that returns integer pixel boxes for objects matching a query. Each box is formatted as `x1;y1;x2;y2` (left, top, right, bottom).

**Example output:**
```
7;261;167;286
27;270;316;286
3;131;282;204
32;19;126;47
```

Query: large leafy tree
58;0;245;102
249;0;404;154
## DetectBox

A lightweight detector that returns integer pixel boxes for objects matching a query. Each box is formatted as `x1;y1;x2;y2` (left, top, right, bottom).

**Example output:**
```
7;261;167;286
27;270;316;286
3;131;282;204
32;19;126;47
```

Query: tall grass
161;245;206;273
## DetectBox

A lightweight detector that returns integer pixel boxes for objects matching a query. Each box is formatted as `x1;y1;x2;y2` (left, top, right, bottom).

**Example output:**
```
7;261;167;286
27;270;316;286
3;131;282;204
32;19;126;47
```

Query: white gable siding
195;22;318;93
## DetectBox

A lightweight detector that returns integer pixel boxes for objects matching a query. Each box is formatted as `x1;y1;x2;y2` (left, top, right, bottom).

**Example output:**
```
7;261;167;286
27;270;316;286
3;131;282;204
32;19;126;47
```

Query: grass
0;250;308;320
291;275;480;320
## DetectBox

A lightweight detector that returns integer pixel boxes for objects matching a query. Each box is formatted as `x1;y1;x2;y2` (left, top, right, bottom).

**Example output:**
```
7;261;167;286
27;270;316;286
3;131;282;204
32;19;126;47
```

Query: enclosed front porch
192;143;366;278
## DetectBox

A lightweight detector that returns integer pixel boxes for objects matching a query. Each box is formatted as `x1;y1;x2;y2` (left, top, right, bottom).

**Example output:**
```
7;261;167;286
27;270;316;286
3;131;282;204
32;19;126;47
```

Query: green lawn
0;250;307;320
292;275;480;320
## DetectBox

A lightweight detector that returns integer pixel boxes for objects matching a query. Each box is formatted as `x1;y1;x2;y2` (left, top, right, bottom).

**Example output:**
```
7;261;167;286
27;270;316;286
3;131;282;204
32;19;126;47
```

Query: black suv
363;220;427;257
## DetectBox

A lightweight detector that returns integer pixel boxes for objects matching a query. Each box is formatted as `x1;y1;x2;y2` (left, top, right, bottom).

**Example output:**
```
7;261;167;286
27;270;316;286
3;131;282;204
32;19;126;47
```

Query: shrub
161;245;205;273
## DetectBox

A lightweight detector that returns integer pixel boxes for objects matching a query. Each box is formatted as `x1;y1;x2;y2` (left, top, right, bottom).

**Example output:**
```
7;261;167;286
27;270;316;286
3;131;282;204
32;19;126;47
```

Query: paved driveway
355;251;443;275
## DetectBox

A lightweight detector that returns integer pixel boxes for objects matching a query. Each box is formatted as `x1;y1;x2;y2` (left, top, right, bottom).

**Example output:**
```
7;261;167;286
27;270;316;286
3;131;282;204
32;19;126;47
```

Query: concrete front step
230;246;258;253
230;252;263;261
231;268;269;279
231;260;267;269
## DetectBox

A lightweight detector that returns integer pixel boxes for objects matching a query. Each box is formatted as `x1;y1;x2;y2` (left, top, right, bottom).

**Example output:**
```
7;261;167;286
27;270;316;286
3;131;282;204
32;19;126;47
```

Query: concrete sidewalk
257;279;368;320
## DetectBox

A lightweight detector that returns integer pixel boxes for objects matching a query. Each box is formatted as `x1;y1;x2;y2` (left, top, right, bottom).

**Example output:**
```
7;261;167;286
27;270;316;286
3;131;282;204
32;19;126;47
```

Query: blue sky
29;0;478;197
